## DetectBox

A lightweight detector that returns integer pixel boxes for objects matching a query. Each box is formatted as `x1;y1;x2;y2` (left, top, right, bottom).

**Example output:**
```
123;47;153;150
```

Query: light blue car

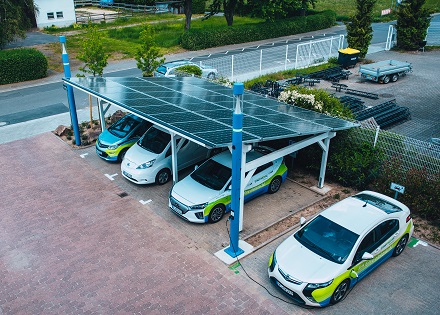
96;114;152;162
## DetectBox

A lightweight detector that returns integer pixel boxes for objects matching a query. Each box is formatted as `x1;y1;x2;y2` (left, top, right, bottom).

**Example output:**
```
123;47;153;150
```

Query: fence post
329;37;333;59
231;55;234;82
374;126;380;147
259;50;262;75
285;45;288;70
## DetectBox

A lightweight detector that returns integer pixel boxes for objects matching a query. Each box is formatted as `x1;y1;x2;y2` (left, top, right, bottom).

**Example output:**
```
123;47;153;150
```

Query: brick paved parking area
0;134;300;315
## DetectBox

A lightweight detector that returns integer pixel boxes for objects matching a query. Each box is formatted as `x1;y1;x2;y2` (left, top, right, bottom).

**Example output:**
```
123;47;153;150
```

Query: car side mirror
349;270;358;279
361;252;374;260
194;165;199;171
300;217;306;226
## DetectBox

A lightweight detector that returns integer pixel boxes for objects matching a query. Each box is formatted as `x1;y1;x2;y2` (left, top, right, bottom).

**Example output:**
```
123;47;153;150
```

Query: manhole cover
379;93;394;98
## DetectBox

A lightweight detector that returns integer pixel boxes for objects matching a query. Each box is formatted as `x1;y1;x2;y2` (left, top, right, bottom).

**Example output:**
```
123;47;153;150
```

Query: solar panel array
65;76;358;148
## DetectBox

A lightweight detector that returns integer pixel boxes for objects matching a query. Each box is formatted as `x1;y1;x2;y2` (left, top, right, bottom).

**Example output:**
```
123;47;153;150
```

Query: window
56;11;64;19
47;12;55;20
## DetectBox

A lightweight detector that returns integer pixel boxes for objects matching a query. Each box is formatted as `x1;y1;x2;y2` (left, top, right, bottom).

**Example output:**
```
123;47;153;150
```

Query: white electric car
121;126;210;185
268;190;413;307
169;146;288;223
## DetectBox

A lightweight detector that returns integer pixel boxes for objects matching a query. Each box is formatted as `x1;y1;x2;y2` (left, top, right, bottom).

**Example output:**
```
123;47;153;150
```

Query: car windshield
353;193;402;213
294;215;359;264
190;159;232;190
137;127;170;154
156;65;168;75
108;115;138;138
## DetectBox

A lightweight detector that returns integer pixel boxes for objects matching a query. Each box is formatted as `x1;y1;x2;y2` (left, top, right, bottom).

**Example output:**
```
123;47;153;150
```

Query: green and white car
169;146;288;223
268;190;413;307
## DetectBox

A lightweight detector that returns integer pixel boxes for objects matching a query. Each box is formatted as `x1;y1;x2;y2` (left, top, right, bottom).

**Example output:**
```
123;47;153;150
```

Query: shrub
192;0;206;14
0;48;48;85
175;65;202;77
181;11;336;50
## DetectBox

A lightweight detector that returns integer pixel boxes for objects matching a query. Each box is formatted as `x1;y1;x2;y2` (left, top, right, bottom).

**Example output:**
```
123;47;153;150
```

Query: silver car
153;60;218;79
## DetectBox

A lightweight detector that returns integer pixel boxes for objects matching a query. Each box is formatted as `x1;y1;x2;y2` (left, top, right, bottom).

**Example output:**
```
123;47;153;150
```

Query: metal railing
197;35;344;82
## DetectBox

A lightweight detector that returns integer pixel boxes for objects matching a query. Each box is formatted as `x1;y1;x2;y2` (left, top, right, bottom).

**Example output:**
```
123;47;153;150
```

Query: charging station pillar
59;35;81;146
224;83;245;258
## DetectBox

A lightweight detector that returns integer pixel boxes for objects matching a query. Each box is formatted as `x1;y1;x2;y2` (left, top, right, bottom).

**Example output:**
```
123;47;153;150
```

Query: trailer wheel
383;76;390;84
391;74;398;82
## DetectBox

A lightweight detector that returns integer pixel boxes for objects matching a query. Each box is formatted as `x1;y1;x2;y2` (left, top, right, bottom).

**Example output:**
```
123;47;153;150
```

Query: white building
34;0;76;28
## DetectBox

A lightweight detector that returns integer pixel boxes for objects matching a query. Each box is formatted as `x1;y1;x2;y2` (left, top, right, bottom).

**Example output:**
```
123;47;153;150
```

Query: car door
350;219;400;282
244;162;274;200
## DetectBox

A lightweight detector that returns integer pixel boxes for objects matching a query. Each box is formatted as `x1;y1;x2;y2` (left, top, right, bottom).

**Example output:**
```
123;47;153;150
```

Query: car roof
320;191;409;235
161;60;192;68
211;147;273;169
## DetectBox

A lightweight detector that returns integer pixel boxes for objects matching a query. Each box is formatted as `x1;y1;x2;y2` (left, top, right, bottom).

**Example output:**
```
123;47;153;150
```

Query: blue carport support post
224;83;245;258
59;35;81;146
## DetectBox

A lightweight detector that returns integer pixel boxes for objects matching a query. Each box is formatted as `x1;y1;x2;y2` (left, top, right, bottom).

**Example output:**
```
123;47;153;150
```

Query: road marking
80;153;89;158
105;173;118;181
0;122;7;127
140;199;152;205
408;237;428;248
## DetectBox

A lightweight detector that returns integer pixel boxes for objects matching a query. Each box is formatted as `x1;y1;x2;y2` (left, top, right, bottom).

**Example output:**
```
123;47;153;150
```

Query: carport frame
63;77;349;237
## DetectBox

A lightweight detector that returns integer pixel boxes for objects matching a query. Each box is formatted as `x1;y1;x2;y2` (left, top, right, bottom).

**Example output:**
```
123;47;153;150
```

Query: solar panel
64;76;358;148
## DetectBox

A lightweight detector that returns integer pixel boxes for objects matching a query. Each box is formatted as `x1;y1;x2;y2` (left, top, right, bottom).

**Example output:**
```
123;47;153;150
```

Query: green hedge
181;11;336;50
192;0;206;14
0;48;48;85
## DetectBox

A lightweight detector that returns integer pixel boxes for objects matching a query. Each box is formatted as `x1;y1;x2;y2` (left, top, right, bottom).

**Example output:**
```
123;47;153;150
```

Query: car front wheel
331;279;350;304
208;204;225;223
268;176;282;194
118;148;128;162
207;72;216;80
392;234;408;257
155;168;171;185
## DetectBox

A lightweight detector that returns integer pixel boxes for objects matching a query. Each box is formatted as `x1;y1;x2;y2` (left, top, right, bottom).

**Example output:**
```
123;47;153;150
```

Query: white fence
196;35;344;82
386;21;440;50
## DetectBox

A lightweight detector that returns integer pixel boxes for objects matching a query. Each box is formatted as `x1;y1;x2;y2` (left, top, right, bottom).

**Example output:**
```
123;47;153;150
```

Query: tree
134;24;165;77
396;0;431;50
205;0;240;26
184;0;192;30
77;22;110;128
345;0;376;59
0;0;37;49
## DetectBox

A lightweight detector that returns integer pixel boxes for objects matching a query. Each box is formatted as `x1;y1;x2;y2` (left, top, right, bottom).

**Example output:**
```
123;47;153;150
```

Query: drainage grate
117;192;128;198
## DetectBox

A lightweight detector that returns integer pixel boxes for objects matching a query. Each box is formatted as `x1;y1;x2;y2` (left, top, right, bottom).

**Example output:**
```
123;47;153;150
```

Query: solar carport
63;76;358;235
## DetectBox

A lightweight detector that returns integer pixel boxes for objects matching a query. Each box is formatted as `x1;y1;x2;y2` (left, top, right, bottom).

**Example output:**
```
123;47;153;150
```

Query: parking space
235;232;440;314
76;144;324;255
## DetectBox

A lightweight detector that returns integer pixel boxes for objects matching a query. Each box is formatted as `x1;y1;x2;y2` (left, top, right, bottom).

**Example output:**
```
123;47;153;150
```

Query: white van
121;126;211;185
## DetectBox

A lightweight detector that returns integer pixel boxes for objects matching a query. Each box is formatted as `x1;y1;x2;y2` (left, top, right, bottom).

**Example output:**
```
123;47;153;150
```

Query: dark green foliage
175;65;203;76
327;131;383;189
181;11;336;50
396;0;431;50
371;156;440;223
345;0;376;58
192;0;207;14
0;48;47;84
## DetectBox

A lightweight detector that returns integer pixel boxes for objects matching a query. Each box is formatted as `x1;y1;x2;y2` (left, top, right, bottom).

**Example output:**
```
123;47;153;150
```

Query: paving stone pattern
0;133;297;314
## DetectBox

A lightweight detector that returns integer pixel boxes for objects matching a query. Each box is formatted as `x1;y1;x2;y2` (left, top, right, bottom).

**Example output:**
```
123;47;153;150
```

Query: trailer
359;60;412;84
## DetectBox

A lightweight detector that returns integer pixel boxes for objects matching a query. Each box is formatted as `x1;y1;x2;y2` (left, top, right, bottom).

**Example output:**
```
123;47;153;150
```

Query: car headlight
189;202;208;210
306;279;333;289
108;144;118;150
268;251;277;272
136;159;155;169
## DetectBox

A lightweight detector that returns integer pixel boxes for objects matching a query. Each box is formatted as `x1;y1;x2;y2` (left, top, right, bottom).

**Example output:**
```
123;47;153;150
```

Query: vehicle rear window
353;193;402;213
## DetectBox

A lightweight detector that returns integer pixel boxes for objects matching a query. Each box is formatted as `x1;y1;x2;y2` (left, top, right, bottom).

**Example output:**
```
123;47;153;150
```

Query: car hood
276;236;340;283
98;129;122;145
172;176;221;206
124;143;158;165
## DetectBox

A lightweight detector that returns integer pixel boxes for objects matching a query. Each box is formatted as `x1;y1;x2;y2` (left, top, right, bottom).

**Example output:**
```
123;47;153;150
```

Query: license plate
276;280;294;296
123;170;133;179
172;206;182;215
